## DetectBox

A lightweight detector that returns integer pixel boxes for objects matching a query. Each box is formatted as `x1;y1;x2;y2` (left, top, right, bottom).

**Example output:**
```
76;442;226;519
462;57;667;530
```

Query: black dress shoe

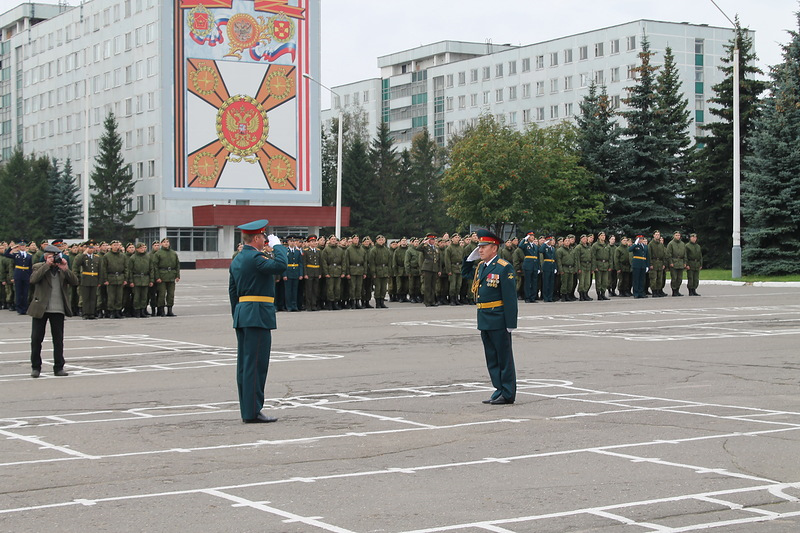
481;398;494;404
489;397;514;405
31;369;40;378
243;412;278;424
54;370;69;377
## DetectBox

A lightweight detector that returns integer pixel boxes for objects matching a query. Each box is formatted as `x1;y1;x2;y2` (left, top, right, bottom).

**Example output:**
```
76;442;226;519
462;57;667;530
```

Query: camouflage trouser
578;268;592;292
670;268;684;290
449;269;463;298
649;263;665;291
133;285;150;309
326;276;342;301
373;277;389;301
107;283;124;311
687;267;700;290
595;269;609;292
395;275;408;298
157;281;176;307
349;275;363;301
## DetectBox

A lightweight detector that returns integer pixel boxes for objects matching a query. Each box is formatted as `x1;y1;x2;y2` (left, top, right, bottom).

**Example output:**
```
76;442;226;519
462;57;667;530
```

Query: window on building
506;86;515;100
535;81;544;96
535;55;544;69
495;88;503;102
509;111;517;125
595;42;604;57
536;107;545;121
483;91;490;105
458;95;466;109
611;95;621;109
446;96;453;111
470;68;478;82
579;46;588;61
482;66;490;80
147;159;155;177
148;194;156;211
627;64;637;80
458;71;466;85
166;228;219;253
470;93;478;107
611;67;620;83
695;39;704;55
550;78;558;93
564;48;573;64
508;60;517;75
136;195;143;213
522;83;531;98
495;63;503;77
523;109;531;124
550;52;558;67
580;73;589;87
611;39;620;54
522;57;530;72
564;102;573;116
446;74;453;88
627;35;636;51
550;105;559;120
564;75;573;91
594;70;604;84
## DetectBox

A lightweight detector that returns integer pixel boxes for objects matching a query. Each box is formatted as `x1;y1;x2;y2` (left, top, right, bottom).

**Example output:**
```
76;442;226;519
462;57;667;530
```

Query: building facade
323;20;746;152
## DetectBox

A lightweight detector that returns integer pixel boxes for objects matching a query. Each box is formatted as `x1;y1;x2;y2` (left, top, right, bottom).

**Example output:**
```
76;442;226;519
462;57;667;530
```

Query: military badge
225;13;269;59
268;12;295;43
216;95;270;163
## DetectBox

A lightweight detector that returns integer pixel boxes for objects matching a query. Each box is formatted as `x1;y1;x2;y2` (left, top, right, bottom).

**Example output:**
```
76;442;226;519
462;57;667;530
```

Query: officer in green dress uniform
100;240;128;319
629;235;650;298
228;220;287;424
685;233;703;296
72;240;102;319
666;230;688;297
462;229;518;405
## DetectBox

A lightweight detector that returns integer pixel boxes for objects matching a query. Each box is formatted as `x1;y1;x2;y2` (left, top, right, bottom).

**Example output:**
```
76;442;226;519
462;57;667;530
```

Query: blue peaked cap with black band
237;219;269;234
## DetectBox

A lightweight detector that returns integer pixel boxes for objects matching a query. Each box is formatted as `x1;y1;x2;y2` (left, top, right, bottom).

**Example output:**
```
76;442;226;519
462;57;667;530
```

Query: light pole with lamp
303;73;343;238
710;0;741;278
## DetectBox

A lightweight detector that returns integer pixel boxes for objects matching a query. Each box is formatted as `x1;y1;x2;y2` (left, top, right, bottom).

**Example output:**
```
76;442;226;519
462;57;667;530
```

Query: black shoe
166;307;177;316
489;397;514;405
243;412;278;424
481;398;494;404
54;369;69;377
31;369;40;378
363;300;373;309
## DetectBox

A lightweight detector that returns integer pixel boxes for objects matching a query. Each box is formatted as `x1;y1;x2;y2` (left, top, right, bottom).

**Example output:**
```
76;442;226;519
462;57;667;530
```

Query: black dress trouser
31;312;66;372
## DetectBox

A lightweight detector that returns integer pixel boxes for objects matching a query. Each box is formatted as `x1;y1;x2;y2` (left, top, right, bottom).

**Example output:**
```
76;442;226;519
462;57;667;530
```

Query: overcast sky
0;0;796;88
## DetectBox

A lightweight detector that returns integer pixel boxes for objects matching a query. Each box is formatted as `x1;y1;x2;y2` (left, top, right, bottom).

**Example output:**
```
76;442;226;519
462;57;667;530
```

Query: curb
697;280;800;288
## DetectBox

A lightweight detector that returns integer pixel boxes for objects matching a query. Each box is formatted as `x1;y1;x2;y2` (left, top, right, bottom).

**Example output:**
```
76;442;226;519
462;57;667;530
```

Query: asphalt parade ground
2;270;800;532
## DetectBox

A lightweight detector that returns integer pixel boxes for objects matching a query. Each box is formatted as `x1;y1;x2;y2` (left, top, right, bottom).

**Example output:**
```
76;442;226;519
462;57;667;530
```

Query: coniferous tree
340;135;372;236
613;35;680;236
368;121;400;234
655;46;694;225
52;158;83;238
406;129;450;235
89;112;136;242
45;157;61;235
0;149;49;243
320;124;337;207
742;13;800;275
689;21;766;267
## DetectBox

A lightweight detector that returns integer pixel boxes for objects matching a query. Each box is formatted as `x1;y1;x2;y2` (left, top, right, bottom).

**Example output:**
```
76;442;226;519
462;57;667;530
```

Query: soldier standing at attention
282;236;304;311
415;233;441;307
575;234;594;301
100;240;129;319
615;237;632;297
519;231;540;303
73;240;102;319
4;240;34;315
229;220;286;424
361;236;375;308
303;235;322;311
591;231;612;301
405;238;422;303
128;242;154;318
153;238;181;316
462;229;518;405
343;235;367;309
556;235;576;302
629;235;650;299
685;233;703;296
321;235;345;310
540;236;556;302
607;235;618;296
648;230;667;297
666;230;688;297
393;238;409;302
147;241;160;315
0;241;12;310
368;235;392;308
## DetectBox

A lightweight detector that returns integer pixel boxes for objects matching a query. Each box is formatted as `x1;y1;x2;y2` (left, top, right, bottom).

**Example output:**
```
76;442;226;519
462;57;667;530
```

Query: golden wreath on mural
225;13;270;59
187;5;215;39
266;153;294;185
265;69;294;101
216;95;270;164
191;151;219;183
189;64;219;96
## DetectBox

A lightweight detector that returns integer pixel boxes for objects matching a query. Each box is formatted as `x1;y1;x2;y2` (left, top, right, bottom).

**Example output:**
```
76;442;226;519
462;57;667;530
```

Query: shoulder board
497;258;510;267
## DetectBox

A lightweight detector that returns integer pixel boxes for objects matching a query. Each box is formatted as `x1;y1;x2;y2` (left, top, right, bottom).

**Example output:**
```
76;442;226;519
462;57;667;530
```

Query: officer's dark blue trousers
523;268;538;301
284;278;299;310
541;264;555;302
236;327;272;420
14;273;30;314
480;329;516;402
632;267;647;298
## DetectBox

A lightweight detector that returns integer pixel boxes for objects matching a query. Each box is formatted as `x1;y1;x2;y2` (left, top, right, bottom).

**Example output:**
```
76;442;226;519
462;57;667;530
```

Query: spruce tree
340;135;372;236
52;158;83;238
655;46;694;225
742;13;800;275
614;35;680;236
0;149;49;243
368;121;400;234
689;21;766;267
89;112;136;242
406;129;449;235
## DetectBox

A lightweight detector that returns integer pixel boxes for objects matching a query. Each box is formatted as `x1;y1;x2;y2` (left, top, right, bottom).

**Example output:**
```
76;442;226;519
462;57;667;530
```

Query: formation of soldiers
1;237;181;319
254;229;703;312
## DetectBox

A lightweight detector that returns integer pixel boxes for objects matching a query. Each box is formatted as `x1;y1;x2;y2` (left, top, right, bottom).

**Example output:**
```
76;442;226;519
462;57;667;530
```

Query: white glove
467;247;481;262
537;270;541;274
645;267;650;273
267;234;282;248
507;328;514;333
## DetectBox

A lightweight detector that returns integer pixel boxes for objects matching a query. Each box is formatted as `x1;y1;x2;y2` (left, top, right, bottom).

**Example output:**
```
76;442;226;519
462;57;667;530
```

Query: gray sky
0;0;796;88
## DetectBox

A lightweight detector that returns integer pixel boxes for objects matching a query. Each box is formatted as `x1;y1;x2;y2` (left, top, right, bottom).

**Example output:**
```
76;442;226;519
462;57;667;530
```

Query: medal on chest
485;273;500;288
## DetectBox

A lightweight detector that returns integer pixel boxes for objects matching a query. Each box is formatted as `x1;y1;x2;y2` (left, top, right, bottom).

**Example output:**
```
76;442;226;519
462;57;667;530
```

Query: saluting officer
540;236;557;302
462;229;518;405
72;240;102;319
519;231;540;303
629;235;649;299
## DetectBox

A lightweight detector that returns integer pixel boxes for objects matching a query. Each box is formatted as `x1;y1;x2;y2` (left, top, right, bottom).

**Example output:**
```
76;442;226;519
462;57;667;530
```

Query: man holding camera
28;245;78;378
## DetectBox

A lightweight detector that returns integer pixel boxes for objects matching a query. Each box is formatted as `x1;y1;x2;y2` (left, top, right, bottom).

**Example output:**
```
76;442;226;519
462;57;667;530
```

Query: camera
52;256;63;265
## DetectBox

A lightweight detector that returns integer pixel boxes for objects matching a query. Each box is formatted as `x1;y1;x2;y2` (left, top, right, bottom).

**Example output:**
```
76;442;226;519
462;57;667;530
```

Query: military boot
672;289;683;297
166;307;177;316
157;307;164;317
354;300;363;310
363;299;373;308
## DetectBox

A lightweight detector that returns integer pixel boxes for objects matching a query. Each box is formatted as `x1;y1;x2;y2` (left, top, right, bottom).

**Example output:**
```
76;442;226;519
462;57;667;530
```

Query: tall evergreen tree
0;149;49;243
368;121;401;234
405;129;450;235
655;46;694;225
742;13;800;275
689;21;767;267
89;112;136;241
613;35;680;236
340;134;372;236
51;158;83;238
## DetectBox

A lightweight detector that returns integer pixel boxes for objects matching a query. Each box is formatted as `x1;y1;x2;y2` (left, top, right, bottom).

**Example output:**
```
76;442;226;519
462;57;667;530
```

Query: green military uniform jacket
685;242;703;269
128;251;154;286
462;256;518;331
321;244;345;277
575;243;593;271
556;245;576;274
393;245;408;276
404;246;422;276
666;239;687;269
72;252;102;286
615;244;632;272
344;244;367;276
100;250;128;285
228;244;287;329
303;245;322;276
591;242;612;271
368;244;392;278
415;242;440;272
443;243;464;275
153;248;181;281
648;240;666;269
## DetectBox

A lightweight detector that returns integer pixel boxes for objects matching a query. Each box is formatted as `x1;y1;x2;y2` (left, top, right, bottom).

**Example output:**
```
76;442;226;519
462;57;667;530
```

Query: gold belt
238;296;275;303
306;265;320;268
476;300;504;309
287;264;299;267
634;256;646;260
543;259;555;262
82;272;99;276
524;255;537;259
15;265;30;270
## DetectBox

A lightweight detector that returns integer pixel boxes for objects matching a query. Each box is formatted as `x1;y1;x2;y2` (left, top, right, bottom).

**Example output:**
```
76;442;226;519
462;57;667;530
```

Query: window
509;111;517;125
148;194;156;211
458;71;466;85
611;39;620;54
580;73;589;87
495;63;503;77
594;70;604;84
695;39;704;55
535;81;544;96
522;83;531;98
483;91;490;104
550;52;558;67
550;78;558;93
535;55;544;69
626;64;637;80
627;35;636;51
564;102;573;116
482;66;490;80
470;93;478;107
445;96;453;111
523;109;531;124
595;42;604;57
579;46;588;61
522;58;530;72
137;161;144;179
446;74;453;88
508;61;516;75
611;67;620;83
470;68;478;82
495;88;503;102
125;97;133;116
146;23;156;43
564;75;573;91
148;126;155;144
363;90;369;103
508;86;517;100
564;48;573;64
536;107;545;121
136;195;143;213
147;159;155;177
611;95;621;109
550;105;559;120
458;95;466;109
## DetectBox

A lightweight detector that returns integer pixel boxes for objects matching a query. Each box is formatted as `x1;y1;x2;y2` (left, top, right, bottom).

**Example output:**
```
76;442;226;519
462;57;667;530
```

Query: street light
303;72;343;238
710;0;741;278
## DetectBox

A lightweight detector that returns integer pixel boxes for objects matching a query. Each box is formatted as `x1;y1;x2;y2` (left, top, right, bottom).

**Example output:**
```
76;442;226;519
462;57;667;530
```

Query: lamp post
710;0;741;278
303;73;343;238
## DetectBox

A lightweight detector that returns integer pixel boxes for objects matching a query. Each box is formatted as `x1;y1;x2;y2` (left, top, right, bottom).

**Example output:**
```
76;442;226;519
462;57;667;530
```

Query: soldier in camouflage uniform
591;231;612;301
147;241;160;315
575;234;594;301
128;242;154;318
415;233;441;307
322;235;345;310
361;236;374;308
343;235;367;309
685;233;703;296
393;238;409;302
368;235;392;308
444;234;465;306
405;238;422;303
100;240;129;319
614;237;632;297
153;238;181;316
648;230;667;297
666;230;687;297
303;235;322;311
556;235;577;302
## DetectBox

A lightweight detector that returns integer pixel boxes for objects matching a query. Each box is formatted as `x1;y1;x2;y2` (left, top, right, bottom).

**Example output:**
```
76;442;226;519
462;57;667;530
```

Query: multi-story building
323;20;747;152
2;0;330;265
